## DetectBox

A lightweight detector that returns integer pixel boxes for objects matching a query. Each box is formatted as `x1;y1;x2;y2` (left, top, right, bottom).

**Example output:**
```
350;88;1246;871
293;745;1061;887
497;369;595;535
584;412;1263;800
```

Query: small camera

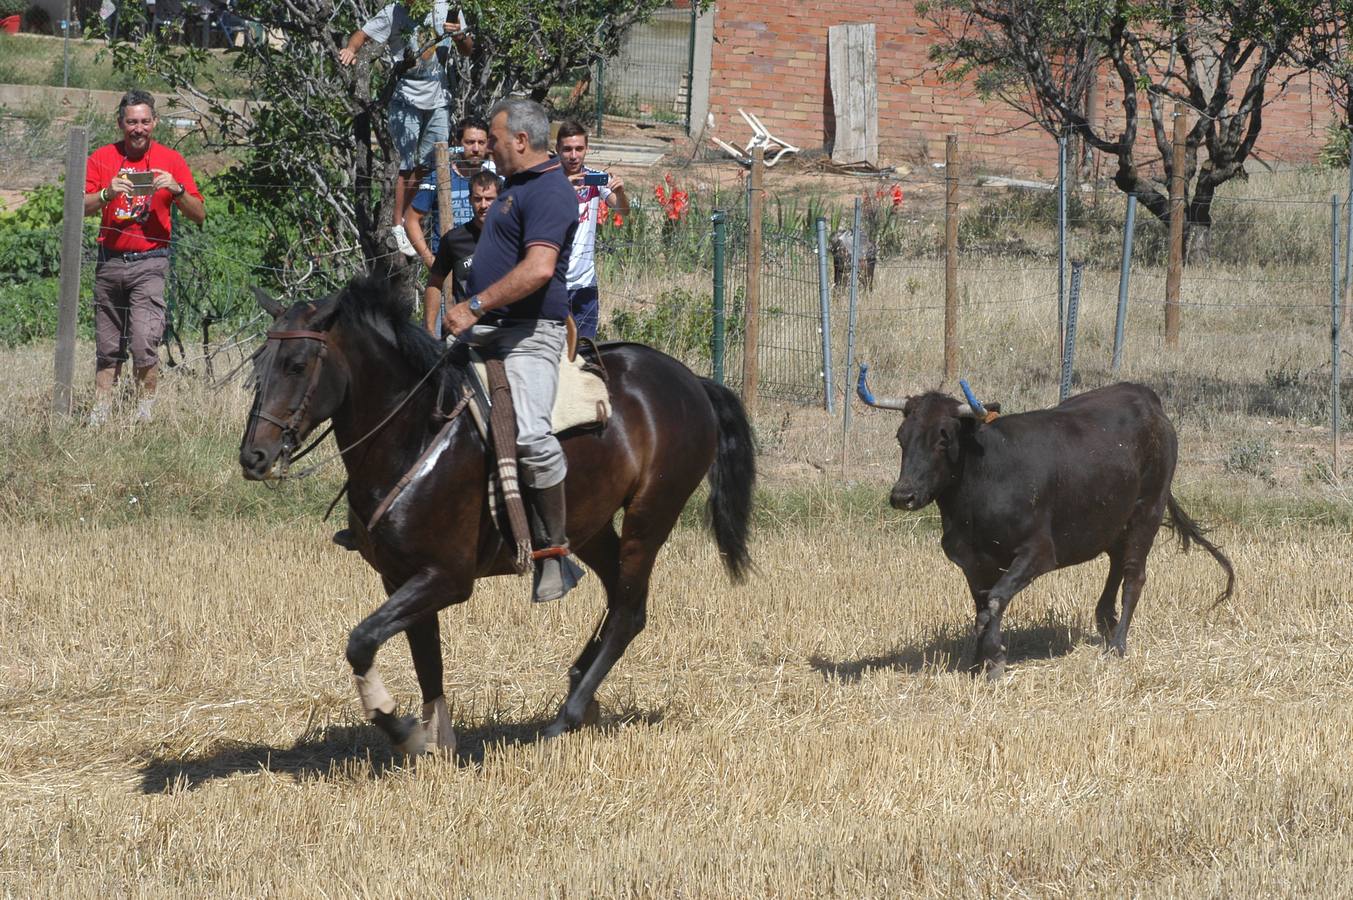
582;172;609;186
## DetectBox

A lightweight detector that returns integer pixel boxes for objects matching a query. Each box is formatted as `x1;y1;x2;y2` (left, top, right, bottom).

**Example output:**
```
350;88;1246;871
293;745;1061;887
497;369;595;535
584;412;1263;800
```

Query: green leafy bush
0;183;65;283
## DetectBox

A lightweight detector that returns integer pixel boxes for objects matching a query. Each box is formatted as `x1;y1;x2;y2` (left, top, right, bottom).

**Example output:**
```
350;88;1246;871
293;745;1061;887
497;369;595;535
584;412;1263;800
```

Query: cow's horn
957;379;988;419
254;286;285;318
856;363;908;410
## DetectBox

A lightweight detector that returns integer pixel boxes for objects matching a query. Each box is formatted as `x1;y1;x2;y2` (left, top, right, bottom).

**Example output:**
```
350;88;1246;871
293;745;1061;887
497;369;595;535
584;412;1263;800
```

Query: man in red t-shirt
83;89;206;424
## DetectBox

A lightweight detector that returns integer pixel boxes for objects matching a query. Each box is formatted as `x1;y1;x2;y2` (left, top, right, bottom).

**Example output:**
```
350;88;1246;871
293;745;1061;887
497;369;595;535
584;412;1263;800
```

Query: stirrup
532;548;584;603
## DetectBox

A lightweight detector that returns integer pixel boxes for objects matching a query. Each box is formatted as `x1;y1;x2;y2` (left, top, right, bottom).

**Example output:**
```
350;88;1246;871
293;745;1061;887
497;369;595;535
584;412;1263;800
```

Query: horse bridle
245;324;458;481
246;328;330;460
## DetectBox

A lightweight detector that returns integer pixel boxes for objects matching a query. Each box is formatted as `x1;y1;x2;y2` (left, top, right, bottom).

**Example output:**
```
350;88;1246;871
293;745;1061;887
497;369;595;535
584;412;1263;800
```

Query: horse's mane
335;272;469;398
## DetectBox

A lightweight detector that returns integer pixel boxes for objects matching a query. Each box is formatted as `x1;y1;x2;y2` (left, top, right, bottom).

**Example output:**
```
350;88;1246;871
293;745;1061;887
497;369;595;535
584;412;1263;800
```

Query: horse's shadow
137;705;665;794
808;616;1092;682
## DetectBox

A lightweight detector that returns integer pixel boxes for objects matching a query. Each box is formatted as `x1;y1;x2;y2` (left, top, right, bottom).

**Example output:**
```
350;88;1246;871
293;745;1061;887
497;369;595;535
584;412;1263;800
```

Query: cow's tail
700;378;755;582
1166;493;1235;607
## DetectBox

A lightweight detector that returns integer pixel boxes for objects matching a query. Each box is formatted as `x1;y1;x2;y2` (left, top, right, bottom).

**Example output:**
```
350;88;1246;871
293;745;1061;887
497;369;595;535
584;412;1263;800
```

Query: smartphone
446;6;461;25
582;172;609;186
126;171;156;196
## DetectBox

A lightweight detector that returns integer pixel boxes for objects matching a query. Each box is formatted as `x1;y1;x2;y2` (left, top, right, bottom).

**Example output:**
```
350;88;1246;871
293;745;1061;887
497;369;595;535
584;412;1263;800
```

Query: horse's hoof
985;661;1007;682
582;699;600;728
422;697;457;756
390;715;426;756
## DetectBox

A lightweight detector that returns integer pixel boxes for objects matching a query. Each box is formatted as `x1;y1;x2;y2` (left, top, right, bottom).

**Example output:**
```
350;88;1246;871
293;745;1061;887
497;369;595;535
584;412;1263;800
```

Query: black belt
98;247;170;263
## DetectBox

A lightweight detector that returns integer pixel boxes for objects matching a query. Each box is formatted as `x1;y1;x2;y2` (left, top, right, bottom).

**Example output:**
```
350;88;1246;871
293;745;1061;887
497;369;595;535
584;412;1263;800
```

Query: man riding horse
443;97;583;603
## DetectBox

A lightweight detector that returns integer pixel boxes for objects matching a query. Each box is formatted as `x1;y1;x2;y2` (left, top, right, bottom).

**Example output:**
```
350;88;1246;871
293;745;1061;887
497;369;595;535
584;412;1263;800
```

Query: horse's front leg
404;612;457;756
346;571;467;754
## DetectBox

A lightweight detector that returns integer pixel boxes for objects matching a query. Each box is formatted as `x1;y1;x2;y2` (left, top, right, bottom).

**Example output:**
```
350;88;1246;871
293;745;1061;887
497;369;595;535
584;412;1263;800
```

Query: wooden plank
52;126;86;416
828;23;878;167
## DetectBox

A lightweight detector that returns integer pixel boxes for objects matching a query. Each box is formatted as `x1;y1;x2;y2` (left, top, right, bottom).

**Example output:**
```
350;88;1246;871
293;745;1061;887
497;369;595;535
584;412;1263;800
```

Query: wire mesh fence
5;146;1351;482
594;1;696;131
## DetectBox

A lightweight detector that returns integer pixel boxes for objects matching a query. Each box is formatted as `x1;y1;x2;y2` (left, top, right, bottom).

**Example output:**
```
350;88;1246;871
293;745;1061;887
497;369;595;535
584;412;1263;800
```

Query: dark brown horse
239;276;755;753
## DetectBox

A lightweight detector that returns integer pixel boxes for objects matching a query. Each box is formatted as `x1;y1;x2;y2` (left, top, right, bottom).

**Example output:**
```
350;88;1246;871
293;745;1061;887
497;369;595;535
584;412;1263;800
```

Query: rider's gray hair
488;97;550;152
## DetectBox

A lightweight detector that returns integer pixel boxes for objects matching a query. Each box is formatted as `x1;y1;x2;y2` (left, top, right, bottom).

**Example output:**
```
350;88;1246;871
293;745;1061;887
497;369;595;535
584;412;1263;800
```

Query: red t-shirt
85;140;202;253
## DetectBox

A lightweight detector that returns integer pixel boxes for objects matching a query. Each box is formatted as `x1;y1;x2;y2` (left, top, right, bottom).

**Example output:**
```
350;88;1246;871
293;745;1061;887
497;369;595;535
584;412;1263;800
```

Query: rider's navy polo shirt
467;157;577;322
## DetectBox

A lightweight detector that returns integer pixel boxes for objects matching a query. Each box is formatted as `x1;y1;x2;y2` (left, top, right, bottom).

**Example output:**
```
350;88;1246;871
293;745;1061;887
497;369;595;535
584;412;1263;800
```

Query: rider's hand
445;301;478;337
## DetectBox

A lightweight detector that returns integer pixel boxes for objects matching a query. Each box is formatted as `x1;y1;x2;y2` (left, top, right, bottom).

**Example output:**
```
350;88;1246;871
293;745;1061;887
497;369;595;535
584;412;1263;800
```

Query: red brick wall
707;1;1338;177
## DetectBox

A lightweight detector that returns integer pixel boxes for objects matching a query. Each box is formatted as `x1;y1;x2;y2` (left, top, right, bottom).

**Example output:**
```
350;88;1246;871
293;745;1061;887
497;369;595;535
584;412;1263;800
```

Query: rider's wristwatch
467;295;485;318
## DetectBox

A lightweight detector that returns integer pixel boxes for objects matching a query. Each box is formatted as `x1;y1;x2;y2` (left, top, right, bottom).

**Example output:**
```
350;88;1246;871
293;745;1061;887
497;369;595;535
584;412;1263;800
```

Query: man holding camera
338;3;473;258
83;89;205;424
555;120;628;339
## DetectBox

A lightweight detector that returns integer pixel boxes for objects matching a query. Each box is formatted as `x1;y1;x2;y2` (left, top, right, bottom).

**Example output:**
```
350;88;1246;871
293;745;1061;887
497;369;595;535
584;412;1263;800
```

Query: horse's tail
1166;493;1236;608
700;378;755;582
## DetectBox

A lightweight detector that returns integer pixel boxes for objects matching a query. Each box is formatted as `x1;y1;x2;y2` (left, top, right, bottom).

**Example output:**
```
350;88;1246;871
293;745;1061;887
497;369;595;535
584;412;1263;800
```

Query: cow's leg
1110;528;1161;657
346;571;470;754
972;542;1056;679
1095;549;1125;645
403;612;457;755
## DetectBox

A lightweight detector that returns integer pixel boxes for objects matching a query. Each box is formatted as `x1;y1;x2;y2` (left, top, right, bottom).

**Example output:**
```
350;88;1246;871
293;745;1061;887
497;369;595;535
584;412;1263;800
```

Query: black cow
858;376;1234;678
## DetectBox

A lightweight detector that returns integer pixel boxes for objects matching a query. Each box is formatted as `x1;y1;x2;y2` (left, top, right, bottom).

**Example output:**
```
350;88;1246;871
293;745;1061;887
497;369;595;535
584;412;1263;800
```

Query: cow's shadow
808;616;1092;683
136;705;664;794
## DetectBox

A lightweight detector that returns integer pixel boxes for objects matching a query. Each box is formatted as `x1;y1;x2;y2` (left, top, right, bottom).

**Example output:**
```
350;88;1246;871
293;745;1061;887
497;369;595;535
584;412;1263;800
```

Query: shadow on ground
808;617;1094;682
137;705;665;794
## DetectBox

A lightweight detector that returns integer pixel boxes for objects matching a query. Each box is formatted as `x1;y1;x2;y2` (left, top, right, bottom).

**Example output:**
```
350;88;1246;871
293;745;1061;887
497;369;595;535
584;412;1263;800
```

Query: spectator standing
555;120;628;339
338;2;473;257
405;115;495;266
83;89;206;424
422;170;498;336
444;98;581;603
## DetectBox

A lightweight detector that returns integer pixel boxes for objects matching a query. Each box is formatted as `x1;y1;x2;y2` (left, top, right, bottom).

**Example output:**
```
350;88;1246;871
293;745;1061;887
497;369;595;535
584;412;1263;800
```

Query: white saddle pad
471;345;610;433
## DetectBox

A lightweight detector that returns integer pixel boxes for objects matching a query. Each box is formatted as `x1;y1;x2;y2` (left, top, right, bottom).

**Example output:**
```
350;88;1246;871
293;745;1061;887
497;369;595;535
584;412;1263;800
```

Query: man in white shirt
555;120;628;339
339;2;473;257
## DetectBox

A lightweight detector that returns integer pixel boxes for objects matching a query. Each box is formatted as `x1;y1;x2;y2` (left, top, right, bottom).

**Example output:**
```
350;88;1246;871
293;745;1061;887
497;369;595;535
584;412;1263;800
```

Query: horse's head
239;287;348;480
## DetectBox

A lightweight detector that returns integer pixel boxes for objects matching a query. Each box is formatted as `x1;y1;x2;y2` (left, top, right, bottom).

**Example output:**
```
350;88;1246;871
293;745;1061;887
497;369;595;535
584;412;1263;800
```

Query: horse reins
248;327;457;481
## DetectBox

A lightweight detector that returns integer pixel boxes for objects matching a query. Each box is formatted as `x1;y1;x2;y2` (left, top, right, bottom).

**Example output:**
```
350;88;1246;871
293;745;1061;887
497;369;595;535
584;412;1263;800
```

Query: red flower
612;212;624;227
598;200;609;221
664;172;673;186
655;185;667;203
890;185;904;207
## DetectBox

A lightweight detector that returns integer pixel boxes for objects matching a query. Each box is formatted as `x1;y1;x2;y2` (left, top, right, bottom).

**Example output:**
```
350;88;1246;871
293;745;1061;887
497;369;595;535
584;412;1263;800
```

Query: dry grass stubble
3;513;1351;895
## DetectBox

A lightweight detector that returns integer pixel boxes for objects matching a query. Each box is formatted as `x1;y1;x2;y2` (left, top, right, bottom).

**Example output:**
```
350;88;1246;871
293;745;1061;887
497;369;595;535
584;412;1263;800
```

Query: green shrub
1320;122;1350;170
0;183;65;283
1224;437;1277;485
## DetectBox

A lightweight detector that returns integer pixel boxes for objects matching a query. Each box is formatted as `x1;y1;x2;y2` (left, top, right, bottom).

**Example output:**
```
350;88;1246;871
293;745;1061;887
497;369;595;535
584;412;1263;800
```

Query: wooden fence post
52;126;87;416
1165;102;1186;349
433;141;453;240
742;144;764;408
944;133;959;382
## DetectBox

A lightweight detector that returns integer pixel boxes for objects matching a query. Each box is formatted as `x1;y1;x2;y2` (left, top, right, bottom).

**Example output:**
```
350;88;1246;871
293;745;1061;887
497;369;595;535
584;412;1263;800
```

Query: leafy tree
919;1;1351;253
105;0;675;272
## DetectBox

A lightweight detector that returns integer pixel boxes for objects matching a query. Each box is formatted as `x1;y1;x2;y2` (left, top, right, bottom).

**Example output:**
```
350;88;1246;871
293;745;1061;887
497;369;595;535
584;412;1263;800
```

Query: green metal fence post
711;209;726;383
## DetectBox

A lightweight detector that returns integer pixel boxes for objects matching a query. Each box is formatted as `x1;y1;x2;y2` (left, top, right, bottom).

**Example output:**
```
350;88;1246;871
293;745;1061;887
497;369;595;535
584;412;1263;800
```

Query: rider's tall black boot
526;482;584;603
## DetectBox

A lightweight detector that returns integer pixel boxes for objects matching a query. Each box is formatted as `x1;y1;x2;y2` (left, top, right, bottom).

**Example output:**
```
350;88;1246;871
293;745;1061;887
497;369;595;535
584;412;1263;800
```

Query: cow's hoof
582;699;600;728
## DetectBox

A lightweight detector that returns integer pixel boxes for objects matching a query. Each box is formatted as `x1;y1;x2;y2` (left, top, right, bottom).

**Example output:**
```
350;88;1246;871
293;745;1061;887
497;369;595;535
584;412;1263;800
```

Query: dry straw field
4;168;1353;896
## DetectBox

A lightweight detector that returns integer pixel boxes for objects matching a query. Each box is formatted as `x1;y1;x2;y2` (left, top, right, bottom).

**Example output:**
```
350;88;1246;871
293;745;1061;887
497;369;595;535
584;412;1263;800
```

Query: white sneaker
88;402;111;427
391;224;417;258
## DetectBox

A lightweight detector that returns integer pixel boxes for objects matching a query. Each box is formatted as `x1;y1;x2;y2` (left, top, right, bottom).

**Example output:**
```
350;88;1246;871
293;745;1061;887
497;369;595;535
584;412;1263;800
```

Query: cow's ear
953;416;981;462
